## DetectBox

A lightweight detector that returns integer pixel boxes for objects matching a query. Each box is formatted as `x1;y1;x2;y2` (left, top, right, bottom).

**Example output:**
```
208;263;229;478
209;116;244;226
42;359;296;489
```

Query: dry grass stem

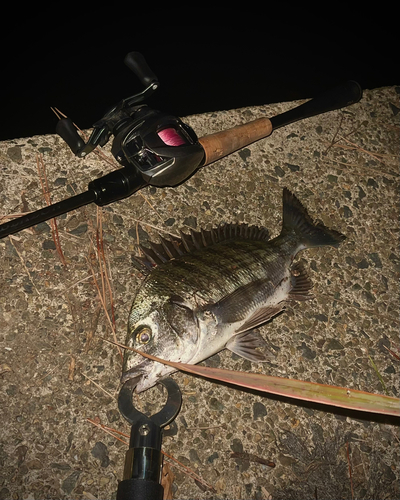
383;344;400;361
36;153;67;266
38;355;70;384
50;107;66;120
51;107;117;168
85;304;102;352
0;212;29;222
86;257;123;361
138;191;164;220
8;235;41;295
81;372;115;399
130;219;180;238
87;418;129;446
68;356;76;381
323;157;399;179
96;207;116;330
89;207;122;361
346;442;354;500
326;136;398;174
325;118;366;153
340;136;396;162
162;450;215;492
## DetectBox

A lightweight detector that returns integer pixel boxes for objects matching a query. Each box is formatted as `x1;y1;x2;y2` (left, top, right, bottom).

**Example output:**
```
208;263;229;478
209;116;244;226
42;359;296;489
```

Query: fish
121;188;345;393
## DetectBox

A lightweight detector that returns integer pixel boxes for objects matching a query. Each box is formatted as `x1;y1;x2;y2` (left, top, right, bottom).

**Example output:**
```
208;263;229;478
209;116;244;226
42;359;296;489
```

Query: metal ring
118;377;182;427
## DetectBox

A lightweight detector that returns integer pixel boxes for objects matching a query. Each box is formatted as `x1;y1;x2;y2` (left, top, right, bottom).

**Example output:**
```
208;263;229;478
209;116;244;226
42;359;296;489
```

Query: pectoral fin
226;330;275;362
235;303;285;334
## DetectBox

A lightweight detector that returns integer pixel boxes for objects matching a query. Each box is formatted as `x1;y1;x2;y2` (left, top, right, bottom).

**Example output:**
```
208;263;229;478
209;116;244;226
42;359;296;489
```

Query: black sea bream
121;188;345;392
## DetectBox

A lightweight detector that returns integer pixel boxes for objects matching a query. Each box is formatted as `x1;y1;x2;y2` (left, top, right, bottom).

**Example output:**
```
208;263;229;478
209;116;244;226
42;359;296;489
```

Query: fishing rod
0;52;362;240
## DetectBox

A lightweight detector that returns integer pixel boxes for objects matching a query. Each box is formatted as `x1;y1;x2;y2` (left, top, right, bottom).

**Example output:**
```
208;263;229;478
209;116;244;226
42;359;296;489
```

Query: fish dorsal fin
134;223;270;270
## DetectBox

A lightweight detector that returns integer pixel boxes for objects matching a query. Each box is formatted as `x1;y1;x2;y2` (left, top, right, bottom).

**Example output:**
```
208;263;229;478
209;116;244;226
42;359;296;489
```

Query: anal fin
288;262;313;301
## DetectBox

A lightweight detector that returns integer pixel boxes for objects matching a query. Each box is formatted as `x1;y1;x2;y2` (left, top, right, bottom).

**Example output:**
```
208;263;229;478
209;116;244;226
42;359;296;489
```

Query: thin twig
85;304;102;352
322;157;399;179
87;418;129;445
324;118;366;153
87;258;123;361
325;115;345;153
129;219;180;238
92;208;122;361
383;344;400;361
36;153;67;266
138;192;164;220
8;235;41;295
81;373;115;399
162;449;216;492
346;442;354;500
50;107;66;119
96;208;116;333
0;212;29;222
62;273;94;292
38;355;70;384
340;136;395;164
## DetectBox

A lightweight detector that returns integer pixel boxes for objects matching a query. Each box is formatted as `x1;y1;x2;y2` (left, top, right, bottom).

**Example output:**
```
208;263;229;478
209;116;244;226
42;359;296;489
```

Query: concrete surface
0;86;399;499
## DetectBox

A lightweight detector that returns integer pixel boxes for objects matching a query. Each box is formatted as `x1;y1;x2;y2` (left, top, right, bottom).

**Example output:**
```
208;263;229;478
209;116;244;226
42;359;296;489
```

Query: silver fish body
121;188;345;392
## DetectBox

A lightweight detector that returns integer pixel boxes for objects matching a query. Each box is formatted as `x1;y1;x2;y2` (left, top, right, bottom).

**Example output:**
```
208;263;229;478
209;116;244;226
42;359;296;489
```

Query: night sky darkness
1;15;398;142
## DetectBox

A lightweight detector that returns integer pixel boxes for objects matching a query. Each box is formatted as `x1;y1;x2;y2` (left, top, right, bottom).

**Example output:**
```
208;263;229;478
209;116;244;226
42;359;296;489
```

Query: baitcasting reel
56;52;204;191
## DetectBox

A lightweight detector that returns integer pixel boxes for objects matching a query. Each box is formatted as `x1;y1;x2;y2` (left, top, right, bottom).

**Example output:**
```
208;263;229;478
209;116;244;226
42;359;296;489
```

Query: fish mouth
120;358;151;384
120;357;177;393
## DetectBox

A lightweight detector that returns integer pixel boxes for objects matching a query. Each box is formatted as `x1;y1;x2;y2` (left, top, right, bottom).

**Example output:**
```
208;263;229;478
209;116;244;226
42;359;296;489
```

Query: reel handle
124;52;159;88
55;118;86;155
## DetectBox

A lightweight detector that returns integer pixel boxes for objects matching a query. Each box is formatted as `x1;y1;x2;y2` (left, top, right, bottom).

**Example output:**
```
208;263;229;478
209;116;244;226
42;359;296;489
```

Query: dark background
1;13;398;142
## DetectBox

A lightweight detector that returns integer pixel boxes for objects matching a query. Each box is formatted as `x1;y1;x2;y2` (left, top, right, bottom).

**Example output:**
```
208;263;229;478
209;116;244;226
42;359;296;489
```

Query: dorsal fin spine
134;223;270;270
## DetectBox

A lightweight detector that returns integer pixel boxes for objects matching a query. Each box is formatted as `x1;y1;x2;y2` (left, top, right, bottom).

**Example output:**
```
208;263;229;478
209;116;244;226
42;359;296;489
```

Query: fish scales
122;188;346;393
148;240;274;303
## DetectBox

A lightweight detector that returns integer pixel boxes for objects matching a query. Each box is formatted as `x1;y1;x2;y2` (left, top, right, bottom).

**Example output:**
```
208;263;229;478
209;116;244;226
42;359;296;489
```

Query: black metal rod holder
116;378;182;500
117;417;164;500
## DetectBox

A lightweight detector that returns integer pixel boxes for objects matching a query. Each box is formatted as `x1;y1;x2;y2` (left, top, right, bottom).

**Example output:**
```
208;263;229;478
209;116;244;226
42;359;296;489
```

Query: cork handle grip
198;117;273;166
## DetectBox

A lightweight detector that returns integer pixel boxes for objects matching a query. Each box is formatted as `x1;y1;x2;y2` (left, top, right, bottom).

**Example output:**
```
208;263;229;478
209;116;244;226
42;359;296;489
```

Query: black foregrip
0;167;147;238
88;168;146;206
124;52;158;87
270;80;362;130
117;479;163;500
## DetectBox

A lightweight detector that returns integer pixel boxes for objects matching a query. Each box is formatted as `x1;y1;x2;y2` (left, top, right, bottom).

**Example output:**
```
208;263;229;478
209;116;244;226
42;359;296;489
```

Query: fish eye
135;327;152;345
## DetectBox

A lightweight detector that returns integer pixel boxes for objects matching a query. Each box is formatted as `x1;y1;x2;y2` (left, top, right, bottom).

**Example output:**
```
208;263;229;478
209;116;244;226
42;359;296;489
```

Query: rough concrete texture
0;86;399;500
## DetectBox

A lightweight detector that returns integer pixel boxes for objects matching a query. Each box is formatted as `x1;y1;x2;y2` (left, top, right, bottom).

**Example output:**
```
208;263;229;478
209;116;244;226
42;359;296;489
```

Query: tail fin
281;188;346;248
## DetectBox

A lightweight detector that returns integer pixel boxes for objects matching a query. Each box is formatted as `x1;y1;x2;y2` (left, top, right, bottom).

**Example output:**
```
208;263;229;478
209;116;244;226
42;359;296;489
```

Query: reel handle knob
56;118;85;155
124;52;158;88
